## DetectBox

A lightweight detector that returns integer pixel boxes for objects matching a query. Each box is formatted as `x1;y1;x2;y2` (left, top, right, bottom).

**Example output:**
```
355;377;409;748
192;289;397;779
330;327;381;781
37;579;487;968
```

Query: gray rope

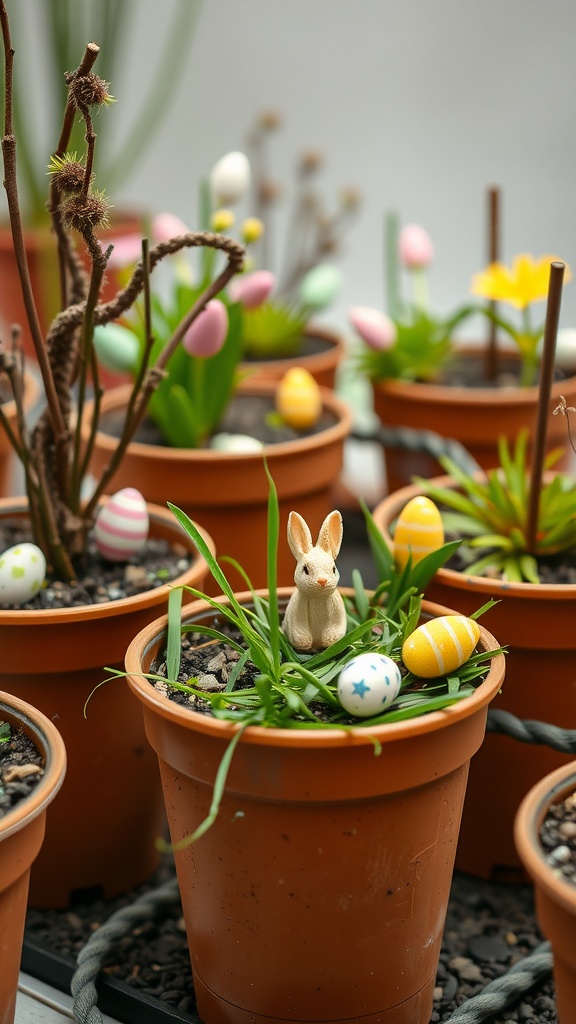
443;941;552;1023
70;876;199;1024
351;424;482;476
487;709;576;753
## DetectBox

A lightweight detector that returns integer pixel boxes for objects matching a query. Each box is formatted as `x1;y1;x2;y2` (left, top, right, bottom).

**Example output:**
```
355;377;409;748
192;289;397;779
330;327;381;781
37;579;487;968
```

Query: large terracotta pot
0;690;66;1024
371;346;576;492
0;368;39;498
373;479;576;882
125;589;505;1024
515;761;576;1023
241;324;345;389
84;380;352;593
0;496;214;907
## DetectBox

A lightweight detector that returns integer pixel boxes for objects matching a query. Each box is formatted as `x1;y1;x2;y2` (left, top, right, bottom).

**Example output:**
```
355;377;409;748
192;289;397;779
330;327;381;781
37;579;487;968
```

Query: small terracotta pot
0;369;40;498
515;761;576;1023
0;497;214;907
373;479;576;882
0;690;66;1024
84;379;352;593
125;589;505;1024
241;324;345;389
371;346;576;492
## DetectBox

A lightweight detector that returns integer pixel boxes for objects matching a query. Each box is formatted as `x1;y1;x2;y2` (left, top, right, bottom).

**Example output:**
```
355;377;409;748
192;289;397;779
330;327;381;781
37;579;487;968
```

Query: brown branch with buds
0;4;244;581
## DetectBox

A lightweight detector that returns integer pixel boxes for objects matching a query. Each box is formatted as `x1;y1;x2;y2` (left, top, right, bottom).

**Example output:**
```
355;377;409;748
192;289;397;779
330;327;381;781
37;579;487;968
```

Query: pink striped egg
402;615;480;678
94;488;149;562
394;496;444;570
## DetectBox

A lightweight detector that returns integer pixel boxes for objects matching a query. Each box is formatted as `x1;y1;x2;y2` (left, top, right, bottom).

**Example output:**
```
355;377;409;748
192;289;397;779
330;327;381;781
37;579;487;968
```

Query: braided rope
70;876;200;1024
443;941;552;1023
487;709;576;753
351;424;483;476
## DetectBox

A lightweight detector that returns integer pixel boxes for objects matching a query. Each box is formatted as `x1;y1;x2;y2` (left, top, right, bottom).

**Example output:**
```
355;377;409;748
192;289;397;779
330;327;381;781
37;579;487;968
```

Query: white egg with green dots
0;542;46;605
337;653;402;717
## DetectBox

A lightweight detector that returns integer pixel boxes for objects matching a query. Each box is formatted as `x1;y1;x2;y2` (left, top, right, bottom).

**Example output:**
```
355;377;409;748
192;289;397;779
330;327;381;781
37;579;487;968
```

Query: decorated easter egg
210;432;264;453
276;367;322;430
402;615;480;678
337;653;402;717
298;264;342;310
394;496;444;570
93;323;140;374
94;488;149;562
0;543;46;606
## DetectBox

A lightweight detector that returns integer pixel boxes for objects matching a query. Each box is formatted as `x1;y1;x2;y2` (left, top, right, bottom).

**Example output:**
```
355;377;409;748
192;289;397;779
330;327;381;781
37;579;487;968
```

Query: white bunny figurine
282;510;347;651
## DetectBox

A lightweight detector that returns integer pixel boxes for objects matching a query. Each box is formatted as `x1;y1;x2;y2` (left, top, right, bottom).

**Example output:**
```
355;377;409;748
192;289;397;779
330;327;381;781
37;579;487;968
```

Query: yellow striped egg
402;615;480;678
394;496;444;570
276;368;322;430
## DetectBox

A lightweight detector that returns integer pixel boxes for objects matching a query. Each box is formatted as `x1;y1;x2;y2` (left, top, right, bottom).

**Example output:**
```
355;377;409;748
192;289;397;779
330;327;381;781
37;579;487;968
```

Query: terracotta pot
0;368;40;498
0;212;144;388
0;689;66;1024
83;379;352;593
373;479;576;882
0;497;214;907
371;346;576;492
241;324;345;389
515;761;576;1023
125;588;505;1024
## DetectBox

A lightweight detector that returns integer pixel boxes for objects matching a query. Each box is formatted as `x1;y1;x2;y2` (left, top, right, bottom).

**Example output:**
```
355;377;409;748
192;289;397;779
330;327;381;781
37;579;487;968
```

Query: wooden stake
526;261;565;552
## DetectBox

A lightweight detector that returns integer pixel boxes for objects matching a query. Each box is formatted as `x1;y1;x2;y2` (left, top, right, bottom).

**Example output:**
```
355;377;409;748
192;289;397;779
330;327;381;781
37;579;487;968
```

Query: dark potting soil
0;723;44;818
446;543;576;586
0;520;191;610
23;862;558;1022
432;352;573;390
540;788;576;887
100;392;338;448
242;330;333;363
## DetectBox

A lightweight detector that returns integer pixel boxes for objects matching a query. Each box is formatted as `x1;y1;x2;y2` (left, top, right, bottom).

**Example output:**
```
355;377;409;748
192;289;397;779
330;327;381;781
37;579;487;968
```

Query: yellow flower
242;217;265;244
211;208;235;232
471;254;571;310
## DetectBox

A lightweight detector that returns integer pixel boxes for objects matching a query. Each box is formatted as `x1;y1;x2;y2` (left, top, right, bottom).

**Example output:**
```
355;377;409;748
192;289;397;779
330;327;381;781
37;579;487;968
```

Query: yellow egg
402;615;481;678
276;368;322;430
393;496;444;570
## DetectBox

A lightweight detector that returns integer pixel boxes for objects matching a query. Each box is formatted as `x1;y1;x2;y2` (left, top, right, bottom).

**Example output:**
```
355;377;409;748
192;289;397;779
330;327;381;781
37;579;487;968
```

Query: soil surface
0;520;191;610
428;352;574;391
101;392;338;448
540;789;576;886
0;723;44;818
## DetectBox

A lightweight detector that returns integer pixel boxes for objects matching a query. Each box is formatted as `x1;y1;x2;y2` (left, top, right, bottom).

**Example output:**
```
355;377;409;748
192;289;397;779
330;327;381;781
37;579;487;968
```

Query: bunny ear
287;511;313;559
317;510;343;558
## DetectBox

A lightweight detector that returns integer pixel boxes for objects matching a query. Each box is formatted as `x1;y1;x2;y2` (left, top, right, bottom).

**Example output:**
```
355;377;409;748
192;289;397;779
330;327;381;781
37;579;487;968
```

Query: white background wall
10;0;576;339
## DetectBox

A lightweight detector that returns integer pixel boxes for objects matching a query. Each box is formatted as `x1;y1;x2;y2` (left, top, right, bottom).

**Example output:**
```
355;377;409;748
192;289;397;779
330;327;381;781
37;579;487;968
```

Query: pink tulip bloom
229;270;275;309
105;234;143;268
183;300;229;358
153;212;191;242
398;224;434;268
348;306;397;350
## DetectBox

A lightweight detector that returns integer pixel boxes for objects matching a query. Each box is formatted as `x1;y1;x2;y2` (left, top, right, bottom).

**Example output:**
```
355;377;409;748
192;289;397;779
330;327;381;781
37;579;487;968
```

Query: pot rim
125;586;505;750
0;689;66;841
514;761;576;914
373;477;576;600
0;497;215;624
85;379;352;462
240;323;344;373
372;344;576;406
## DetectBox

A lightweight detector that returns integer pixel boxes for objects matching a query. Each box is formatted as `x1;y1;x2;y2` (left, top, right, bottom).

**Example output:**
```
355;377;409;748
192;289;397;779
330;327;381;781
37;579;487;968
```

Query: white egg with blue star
337;653;402;717
0;542;46;605
94;488;149;562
